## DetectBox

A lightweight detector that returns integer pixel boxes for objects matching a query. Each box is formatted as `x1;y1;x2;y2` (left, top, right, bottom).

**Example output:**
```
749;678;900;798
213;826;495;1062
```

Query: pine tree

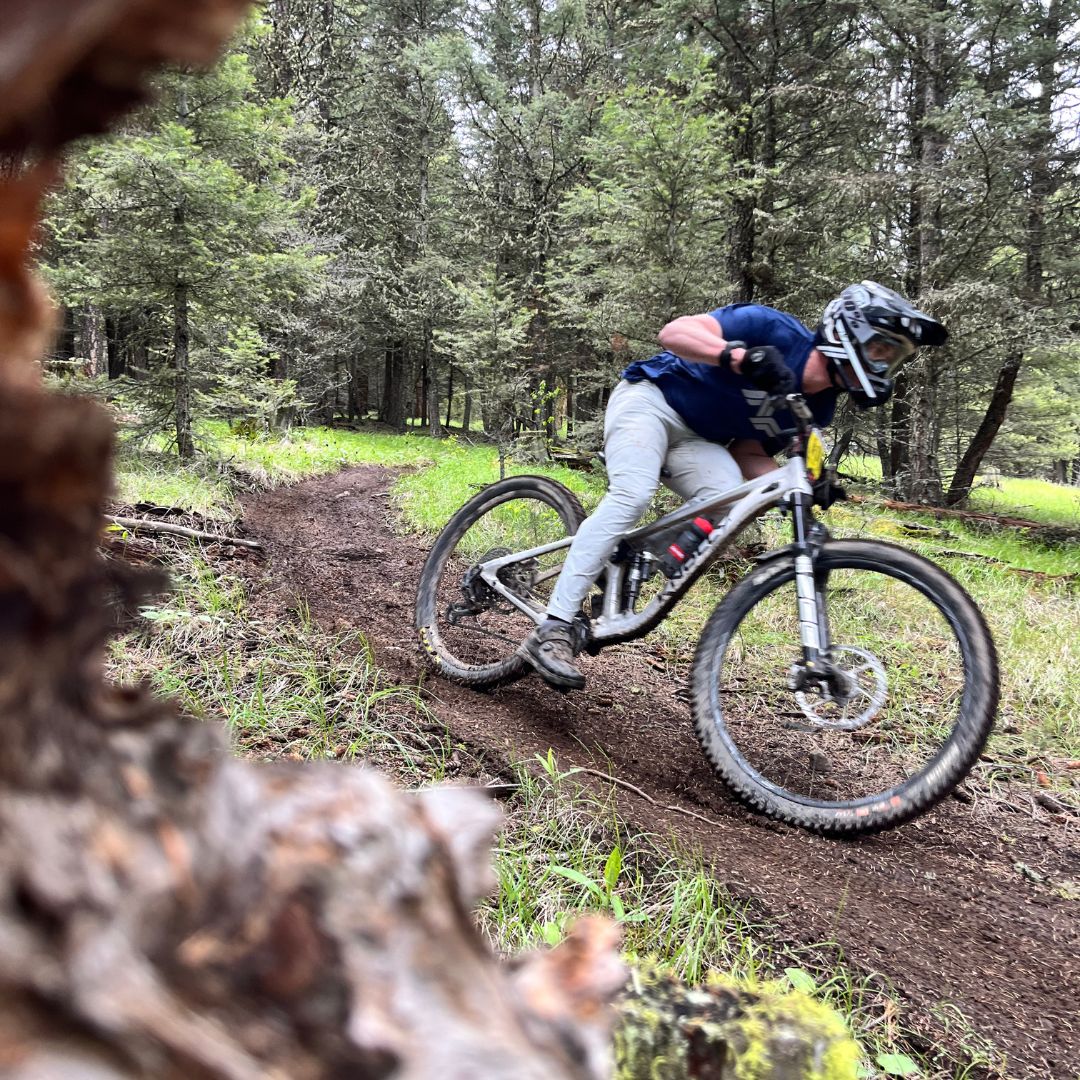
47;50;318;456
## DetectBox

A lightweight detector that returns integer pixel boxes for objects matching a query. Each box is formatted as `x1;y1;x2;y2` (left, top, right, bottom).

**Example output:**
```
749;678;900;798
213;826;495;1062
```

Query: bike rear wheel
691;540;998;834
415;475;586;688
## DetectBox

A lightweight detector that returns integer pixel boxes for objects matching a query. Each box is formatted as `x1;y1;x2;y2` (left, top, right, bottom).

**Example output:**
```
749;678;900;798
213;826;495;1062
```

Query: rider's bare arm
657;314;748;369
730;439;778;478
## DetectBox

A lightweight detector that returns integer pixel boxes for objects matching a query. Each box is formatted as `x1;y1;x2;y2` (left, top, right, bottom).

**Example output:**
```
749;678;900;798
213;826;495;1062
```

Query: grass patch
840;454;1080;528
393;440;603;533
115;421;473;521
967;477;1080;527
114;447;237;520
817;501;1080;774
110;551;450;781
480;754;1006;1079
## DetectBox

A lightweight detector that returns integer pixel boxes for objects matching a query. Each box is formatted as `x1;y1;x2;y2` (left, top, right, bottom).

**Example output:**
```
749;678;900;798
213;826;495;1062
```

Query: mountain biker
517;280;948;691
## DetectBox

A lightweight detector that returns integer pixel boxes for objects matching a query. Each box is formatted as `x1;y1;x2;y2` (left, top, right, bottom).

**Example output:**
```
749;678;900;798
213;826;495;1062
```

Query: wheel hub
449;548;539;623
790;645;888;731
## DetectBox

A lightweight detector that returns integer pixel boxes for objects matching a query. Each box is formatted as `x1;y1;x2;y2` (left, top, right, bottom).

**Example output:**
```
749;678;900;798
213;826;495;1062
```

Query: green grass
110;551;449;780
967;477;1080;526
393;441;603;533
480;754;1006;1079
840;453;1080;528
114;448;237;519
813;501;1080;776
115;422;474;520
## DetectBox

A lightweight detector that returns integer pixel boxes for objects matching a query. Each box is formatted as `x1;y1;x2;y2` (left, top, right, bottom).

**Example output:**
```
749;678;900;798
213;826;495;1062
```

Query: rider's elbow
657;319;682;351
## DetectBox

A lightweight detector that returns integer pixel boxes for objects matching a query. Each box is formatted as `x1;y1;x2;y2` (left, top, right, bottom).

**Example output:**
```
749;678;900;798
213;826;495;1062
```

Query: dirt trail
242;464;1080;1078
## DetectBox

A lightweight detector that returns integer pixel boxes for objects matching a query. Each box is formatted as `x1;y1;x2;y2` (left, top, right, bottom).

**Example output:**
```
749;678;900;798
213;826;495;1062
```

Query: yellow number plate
806;430;827;481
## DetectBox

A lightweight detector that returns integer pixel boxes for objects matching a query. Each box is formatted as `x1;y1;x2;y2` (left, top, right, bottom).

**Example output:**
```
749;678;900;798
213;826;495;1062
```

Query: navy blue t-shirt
621;304;837;455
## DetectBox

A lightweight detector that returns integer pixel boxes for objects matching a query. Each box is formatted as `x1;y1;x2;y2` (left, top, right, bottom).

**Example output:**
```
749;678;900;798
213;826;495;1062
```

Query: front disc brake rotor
793;645;887;731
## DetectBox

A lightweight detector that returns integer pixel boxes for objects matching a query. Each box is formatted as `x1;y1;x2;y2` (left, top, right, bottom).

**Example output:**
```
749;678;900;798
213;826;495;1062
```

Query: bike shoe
518;619;586;691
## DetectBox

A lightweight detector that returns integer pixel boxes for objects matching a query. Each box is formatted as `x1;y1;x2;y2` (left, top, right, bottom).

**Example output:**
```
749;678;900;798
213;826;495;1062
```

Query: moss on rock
613;961;859;1080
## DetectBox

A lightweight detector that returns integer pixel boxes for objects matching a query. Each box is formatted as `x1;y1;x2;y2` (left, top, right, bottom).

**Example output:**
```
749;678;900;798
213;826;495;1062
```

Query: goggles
863;330;916;373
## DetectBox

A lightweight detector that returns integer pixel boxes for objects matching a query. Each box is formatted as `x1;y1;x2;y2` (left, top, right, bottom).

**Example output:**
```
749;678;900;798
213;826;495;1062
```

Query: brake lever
768;392;813;420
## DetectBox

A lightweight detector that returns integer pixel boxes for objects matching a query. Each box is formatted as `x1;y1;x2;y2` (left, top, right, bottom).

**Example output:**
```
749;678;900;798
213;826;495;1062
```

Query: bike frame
476;441;829;661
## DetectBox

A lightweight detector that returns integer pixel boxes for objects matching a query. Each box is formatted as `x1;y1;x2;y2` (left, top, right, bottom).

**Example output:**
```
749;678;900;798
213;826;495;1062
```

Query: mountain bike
415;394;998;835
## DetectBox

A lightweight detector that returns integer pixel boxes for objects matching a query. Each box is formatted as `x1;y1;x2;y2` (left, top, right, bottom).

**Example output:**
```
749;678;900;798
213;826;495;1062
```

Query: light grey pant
547;379;743;622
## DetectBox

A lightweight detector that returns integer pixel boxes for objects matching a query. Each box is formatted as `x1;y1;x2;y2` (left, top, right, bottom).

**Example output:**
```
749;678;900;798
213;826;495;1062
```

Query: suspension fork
789;494;833;666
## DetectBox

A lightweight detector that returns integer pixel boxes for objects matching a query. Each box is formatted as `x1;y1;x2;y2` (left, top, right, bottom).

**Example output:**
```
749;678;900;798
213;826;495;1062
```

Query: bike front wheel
691;540;998;834
415;475;586;688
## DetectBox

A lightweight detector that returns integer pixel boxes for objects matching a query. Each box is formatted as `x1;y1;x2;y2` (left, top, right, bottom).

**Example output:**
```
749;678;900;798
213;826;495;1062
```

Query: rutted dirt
241;464;1080;1078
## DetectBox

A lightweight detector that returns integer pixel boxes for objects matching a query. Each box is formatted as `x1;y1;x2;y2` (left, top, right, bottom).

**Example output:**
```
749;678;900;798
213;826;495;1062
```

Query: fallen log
615;962;859;1080
108;514;263;550
921;548;1078;586
847;494;1080;541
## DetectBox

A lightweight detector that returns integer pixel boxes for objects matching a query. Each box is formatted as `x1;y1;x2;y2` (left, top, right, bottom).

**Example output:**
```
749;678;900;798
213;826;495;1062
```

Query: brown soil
241;465;1080;1079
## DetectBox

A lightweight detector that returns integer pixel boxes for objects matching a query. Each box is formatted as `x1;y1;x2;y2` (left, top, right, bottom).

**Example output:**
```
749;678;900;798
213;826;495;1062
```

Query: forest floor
238;463;1079;1080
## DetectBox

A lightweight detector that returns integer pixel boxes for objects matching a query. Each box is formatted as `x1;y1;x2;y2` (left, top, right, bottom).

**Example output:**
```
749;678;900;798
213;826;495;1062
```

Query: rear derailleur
447;548;539;624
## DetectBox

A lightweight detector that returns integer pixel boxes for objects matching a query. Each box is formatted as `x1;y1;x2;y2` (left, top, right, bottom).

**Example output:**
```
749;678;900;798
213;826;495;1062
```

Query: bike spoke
421;485;579;677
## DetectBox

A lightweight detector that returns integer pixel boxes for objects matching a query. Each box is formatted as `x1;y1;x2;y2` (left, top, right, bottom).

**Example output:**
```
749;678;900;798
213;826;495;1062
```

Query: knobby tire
415;475;586;689
691;540;998;834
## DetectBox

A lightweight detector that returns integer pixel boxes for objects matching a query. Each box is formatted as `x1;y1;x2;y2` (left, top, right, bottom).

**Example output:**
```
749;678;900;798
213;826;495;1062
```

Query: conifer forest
6;1;1080;1076
42;0;1080;504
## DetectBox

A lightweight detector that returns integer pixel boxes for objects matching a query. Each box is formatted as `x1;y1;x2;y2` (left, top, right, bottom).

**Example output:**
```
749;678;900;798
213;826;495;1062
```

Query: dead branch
847;494;1080;541
108;515;263;550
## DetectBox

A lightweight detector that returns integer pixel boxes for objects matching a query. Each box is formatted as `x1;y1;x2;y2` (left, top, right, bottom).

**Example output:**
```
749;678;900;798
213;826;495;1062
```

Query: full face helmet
817;281;948;409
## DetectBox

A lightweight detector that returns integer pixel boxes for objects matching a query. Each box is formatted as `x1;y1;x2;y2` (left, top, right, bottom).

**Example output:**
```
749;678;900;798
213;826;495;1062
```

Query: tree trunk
897;8;946;505
722;34;756;304
462;371;474;433
380;338;408;431
886;371;911;490
173;279;194;458
172;77;194;459
105;313;126;379
425;328;443;438
907;358;943;504
347;351;368;422
75;303;108;376
945;0;1061;506
945;351;1021;505
56;303;77;364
